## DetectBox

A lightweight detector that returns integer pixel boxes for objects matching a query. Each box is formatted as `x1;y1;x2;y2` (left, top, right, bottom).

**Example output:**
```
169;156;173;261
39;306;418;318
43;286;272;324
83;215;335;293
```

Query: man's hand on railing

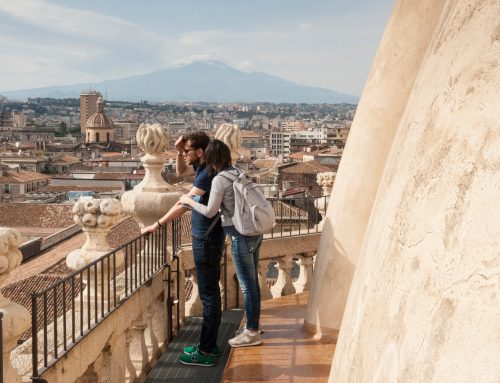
141;221;161;235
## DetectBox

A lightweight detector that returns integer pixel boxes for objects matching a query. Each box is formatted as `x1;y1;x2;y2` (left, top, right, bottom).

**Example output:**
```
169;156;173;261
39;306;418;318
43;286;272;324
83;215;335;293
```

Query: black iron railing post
0;311;4;383
223;243;228;311
31;294;38;380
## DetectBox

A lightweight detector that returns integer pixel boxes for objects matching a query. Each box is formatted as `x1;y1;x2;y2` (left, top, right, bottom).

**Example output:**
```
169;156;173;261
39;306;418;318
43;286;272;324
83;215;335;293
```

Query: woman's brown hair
204;139;232;175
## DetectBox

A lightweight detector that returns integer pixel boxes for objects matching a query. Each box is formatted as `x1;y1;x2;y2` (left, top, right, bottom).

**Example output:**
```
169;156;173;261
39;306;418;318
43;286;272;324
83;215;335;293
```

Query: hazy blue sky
0;0;394;96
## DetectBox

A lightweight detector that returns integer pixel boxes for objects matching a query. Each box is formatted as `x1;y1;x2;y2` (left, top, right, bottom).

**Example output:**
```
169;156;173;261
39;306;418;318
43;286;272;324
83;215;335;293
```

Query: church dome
86;97;113;129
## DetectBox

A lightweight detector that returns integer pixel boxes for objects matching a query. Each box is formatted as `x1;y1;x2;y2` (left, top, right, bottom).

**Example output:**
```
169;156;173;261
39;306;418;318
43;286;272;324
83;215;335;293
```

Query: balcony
0;194;327;383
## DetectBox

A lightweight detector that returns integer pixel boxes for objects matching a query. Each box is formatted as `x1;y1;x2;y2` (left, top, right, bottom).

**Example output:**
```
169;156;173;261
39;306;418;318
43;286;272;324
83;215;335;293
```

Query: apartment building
270;128;327;157
80;90;102;133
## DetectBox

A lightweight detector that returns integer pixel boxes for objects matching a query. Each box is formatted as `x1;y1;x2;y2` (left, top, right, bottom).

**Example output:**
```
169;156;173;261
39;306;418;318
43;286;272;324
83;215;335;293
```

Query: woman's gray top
189;170;236;226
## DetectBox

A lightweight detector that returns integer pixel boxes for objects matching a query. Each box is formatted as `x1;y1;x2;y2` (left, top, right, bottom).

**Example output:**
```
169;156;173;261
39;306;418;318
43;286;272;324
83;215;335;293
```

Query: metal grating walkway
146;309;244;383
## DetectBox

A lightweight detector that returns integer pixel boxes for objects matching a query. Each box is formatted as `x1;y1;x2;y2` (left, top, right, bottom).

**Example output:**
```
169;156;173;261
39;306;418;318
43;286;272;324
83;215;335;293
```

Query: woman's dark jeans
225;226;263;331
192;234;224;354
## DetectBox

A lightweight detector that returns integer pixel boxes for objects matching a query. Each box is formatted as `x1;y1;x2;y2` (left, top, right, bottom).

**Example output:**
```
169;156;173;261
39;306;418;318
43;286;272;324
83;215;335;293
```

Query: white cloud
0;0;157;42
0;0;392;95
237;61;254;70
298;22;312;30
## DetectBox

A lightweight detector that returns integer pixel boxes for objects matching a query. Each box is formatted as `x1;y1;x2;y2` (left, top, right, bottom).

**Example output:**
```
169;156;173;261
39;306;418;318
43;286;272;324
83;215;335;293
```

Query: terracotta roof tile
0;167;51;183
0;203;74;227
93;172;131;180
288;152;305;159
280;160;330;174
39;185;120;193
253;158;279;169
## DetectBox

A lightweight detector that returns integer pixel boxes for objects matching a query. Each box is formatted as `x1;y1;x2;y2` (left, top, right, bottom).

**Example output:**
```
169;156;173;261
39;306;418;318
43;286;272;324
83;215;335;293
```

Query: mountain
1;61;358;104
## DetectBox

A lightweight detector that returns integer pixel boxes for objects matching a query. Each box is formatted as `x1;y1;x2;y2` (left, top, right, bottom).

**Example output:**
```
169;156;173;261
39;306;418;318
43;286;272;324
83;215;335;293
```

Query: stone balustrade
9;261;170;382
183;232;320;316
4;229;320;382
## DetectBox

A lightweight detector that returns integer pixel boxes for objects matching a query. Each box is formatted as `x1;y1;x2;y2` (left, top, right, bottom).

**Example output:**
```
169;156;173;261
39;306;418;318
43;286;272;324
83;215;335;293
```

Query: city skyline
0;0;394;96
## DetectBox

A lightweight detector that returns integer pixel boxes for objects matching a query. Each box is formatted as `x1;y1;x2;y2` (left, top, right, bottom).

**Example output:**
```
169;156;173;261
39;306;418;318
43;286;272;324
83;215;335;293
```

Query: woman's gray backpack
219;169;276;236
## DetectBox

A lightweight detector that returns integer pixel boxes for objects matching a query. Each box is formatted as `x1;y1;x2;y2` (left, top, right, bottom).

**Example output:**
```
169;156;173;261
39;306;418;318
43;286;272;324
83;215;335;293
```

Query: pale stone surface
305;0;447;336
316;172;335;196
215;123;242;164
66;198;122;269
315;172;336;212
121;123;181;227
0;227;31;383
329;0;500;381
39;270;169;383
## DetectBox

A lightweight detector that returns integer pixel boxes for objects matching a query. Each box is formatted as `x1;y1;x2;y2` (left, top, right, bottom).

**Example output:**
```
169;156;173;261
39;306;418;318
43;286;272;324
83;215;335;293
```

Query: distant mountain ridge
1;61;358;104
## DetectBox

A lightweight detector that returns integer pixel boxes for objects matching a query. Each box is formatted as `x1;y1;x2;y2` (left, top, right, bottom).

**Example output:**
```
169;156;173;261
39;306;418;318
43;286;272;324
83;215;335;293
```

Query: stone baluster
144;307;160;359
106;331;127;383
270;254;295;298
0;228;31;383
66;198;123;302
222;241;240;309
124;329;136;382
259;260;274;301
184;271;203;316
92;343;112;383
293;253;315;293
131;316;151;377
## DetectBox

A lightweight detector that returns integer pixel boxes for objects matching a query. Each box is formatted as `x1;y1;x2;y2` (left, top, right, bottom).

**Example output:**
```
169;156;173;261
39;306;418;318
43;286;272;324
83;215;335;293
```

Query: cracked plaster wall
329;0;500;381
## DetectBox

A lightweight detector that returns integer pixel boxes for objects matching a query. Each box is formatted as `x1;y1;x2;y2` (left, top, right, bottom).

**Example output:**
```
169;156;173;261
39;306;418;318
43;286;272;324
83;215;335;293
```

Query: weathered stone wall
328;0;500;381
305;0;447;334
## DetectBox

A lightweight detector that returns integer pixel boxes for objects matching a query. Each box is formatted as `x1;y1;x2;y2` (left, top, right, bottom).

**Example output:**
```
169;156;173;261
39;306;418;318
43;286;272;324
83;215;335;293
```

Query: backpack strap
218;168;240;182
203;213;221;240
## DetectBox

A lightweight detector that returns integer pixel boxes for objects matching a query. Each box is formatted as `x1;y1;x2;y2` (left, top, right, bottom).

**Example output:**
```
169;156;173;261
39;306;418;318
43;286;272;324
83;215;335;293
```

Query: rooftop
279;160;330;174
0;203;74;228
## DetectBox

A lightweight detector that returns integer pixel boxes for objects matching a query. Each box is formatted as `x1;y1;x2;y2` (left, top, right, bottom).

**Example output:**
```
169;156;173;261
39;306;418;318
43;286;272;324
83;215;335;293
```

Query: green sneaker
178;349;215;367
183;343;222;358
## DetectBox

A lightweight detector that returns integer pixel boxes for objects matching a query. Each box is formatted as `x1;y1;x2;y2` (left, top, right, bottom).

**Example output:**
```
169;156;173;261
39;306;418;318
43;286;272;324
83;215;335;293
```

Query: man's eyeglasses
183;147;196;155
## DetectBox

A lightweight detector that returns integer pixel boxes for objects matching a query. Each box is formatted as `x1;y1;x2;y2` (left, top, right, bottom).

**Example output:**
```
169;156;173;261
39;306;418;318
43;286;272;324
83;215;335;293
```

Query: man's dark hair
185;132;210;151
204;139;232;175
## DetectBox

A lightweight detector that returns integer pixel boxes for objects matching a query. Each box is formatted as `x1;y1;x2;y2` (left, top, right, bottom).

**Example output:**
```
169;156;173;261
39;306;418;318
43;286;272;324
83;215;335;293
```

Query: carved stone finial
316;172;336;196
136;123;169;158
215;123;242;164
0;228;23;284
129;123;175;193
67;198;122;270
0;227;31;383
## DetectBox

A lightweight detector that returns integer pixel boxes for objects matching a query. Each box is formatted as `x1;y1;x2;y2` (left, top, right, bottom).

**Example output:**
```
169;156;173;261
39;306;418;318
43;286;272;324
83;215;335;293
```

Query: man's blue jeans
226;227;263;330
192;235;224;354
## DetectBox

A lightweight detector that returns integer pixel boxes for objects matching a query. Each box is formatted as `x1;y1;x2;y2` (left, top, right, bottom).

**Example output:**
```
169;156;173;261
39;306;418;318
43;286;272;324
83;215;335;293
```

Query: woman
179;139;263;348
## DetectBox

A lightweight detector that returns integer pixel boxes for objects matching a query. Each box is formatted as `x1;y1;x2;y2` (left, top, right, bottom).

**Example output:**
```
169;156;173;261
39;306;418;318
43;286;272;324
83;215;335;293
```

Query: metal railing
267;195;327;238
24;195;325;381
29;220;182;381
0;311;3;383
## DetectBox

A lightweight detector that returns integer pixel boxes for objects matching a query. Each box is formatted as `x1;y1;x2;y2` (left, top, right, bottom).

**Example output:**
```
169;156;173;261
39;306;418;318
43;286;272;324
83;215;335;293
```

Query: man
142;132;225;367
